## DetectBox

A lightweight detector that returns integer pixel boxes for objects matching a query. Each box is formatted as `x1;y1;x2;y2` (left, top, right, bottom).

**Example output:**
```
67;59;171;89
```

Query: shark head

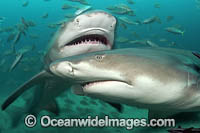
49;49;137;104
45;10;117;65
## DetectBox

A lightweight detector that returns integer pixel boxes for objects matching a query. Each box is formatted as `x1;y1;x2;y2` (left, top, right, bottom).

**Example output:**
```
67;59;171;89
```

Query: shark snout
75;11;116;33
50;61;74;78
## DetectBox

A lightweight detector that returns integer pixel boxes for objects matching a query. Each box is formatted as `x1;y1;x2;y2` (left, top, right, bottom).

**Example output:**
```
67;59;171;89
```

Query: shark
1;11;117;121
49;47;200;119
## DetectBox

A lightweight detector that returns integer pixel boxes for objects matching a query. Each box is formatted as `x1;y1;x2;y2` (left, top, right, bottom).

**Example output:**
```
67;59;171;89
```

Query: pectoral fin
1;70;51;110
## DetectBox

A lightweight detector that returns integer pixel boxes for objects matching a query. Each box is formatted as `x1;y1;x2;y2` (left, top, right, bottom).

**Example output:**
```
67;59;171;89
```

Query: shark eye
95;55;105;61
75;18;79;24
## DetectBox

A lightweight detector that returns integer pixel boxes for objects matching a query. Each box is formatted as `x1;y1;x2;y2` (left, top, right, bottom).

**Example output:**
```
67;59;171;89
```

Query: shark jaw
60;32;112;55
59;10;116;49
79;80;132;96
47;10;117;62
64;34;109;47
70;81;134;104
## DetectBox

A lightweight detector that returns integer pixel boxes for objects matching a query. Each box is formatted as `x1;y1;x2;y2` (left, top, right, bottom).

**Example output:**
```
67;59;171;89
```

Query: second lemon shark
50;47;200;118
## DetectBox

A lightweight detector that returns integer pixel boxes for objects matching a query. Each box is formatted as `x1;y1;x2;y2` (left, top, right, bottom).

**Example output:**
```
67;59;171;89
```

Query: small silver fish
165;27;185;35
143;16;158;24
75;6;92;16
146;40;159;47
13;31;21;44
9;53;23;72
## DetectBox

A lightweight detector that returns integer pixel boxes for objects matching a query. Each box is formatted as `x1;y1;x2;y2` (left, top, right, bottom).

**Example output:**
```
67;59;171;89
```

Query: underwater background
0;0;200;132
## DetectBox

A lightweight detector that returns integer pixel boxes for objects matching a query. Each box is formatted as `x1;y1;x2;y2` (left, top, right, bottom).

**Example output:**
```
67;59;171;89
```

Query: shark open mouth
81;80;130;89
81;81;109;89
65;34;109;47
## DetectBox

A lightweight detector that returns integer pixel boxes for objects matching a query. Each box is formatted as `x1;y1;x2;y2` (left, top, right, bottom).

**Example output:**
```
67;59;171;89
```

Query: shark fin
148;110;177;119
1;70;51;110
43;99;59;115
107;102;123;112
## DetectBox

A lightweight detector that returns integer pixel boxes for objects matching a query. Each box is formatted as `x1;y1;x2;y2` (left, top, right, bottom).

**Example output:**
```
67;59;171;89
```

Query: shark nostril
111;21;116;28
60;62;74;76
68;62;74;71
50;64;57;72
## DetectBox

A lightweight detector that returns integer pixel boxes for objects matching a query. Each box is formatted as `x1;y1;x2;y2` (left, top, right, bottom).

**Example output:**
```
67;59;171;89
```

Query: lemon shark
1;11;117;118
49;47;200;118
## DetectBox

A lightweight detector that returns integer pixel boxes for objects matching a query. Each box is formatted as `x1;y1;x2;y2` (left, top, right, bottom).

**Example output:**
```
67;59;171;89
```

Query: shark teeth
65;34;108;46
81;81;110;89
82;82;98;89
